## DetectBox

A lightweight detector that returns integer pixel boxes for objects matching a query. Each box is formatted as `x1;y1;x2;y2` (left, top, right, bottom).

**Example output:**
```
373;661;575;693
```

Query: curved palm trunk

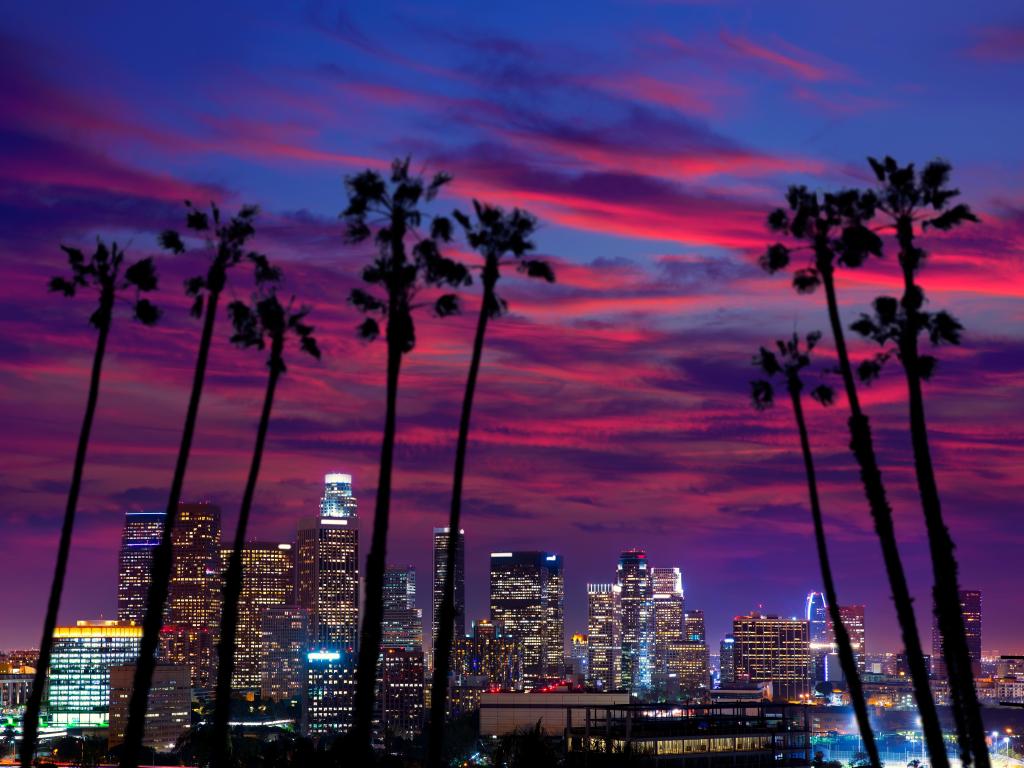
351;319;403;754
789;385;880;768
212;353;282;768
820;267;948;768
895;231;989;768
121;288;222;768
427;283;492;768
20;306;112;768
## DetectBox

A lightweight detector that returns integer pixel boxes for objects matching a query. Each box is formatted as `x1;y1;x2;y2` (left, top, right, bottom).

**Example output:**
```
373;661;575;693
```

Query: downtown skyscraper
489;551;564;688
297;473;359;650
586;583;621;690
163;502;222;688
806;591;831;683
834;605;866;673
117;510;165;624
219;542;295;688
432;527;465;648
618;549;654;694
932;589;982;677
651;567;685;696
732;613;811;701
382;565;424;651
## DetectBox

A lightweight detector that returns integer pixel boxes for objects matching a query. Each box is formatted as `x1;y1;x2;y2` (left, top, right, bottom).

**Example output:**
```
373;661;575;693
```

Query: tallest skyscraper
297;473;360;649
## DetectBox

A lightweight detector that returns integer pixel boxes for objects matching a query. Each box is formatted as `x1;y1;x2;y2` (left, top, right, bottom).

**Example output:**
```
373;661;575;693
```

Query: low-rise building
108;664;191;752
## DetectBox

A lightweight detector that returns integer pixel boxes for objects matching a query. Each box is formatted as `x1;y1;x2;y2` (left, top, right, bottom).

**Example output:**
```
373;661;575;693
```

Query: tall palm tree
851;156;985;768
750;332;880;768
20;242;158;768
426;201;553;768
762;187;948;768
212;289;320;768
343;158;470;755
121;203;279;768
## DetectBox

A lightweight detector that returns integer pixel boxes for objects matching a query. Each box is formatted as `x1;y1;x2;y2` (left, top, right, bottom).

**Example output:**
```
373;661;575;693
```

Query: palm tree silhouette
426;201;553;767
761;187;947;768
750;332;880;768
343;158;470;754
20;242;158;768
212;289;320;768
851;156;985;768
121;202;279;768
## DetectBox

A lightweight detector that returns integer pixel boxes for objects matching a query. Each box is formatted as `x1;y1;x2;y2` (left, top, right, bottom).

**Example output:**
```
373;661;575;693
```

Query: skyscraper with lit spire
297;473;359;649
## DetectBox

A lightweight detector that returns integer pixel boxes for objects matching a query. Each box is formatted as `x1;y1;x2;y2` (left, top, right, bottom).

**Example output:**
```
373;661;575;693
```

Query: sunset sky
2;1;1022;654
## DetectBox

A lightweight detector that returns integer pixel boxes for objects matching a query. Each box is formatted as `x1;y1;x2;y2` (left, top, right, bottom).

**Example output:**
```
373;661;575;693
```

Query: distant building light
321;519;348;526
324;473;352;484
491;552;513;558
277;543;292;550
307;651;341;662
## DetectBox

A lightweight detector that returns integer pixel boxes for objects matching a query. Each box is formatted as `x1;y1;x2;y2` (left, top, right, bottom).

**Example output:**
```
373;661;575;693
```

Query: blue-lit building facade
116;510;165;624
618;549;654;695
47;620;142;728
303;649;357;736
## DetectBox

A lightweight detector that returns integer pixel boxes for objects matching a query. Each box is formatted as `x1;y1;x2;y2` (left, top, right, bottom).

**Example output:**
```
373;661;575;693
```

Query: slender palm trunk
351;310;404;754
820;266;948;768
121;288;222;768
20;304;112;768
895;228;989;768
427;281;492;768
212;352;282;768
789;385;881;768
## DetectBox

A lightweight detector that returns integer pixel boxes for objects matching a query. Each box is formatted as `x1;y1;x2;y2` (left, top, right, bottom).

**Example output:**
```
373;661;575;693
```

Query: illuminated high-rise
586;583;621;690
732;613;811;701
432;527;465;648
720;634;736;685
835;605;866;673
489;551;564;688
117;510;165;624
167;502;222;628
46;620;142;727
451;619;521;693
382;565;424;651
219;542;295;689
165;502;222;688
806;591;831;683
932;590;982;677
303;649;357;736
297;473;359;649
378;648;424;741
651;567;684;696
260;606;308;701
618;549;653;694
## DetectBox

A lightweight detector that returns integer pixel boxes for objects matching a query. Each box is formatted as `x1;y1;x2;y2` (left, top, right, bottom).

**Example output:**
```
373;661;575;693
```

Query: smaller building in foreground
479;687;631;737
565;702;810;767
47;620;142;728
303;649;357;737
108;664;191;752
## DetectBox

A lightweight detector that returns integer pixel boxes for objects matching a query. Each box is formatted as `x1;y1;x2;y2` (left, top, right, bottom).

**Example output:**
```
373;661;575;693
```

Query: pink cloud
719;31;851;82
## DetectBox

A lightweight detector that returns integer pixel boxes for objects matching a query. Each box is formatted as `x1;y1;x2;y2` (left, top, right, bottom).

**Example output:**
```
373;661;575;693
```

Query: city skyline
1;471;1007;662
3;4;1024;663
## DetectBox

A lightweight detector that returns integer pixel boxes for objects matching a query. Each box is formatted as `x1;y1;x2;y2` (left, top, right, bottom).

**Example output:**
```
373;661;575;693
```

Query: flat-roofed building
108;663;190;752
46;620;142;728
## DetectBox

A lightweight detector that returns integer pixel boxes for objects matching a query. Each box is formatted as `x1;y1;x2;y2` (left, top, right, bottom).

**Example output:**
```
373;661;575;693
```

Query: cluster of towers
585;550;709;699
